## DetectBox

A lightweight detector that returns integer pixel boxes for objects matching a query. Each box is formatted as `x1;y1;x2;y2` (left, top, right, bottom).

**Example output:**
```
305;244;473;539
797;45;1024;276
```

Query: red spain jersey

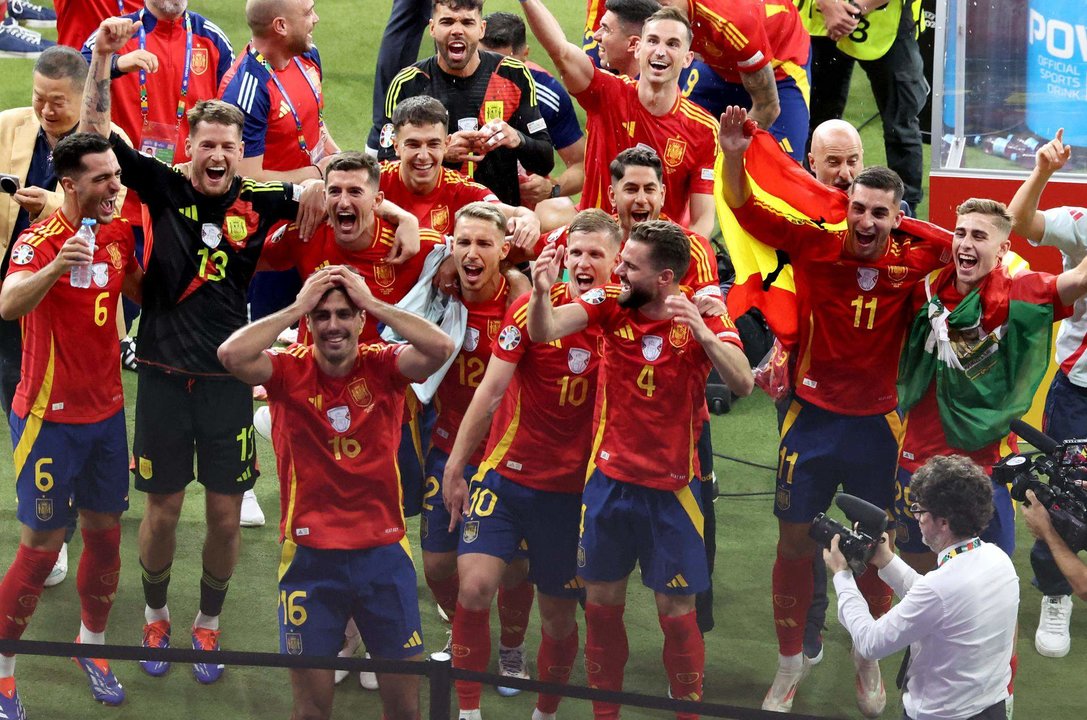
82;11;234;226
264;343;410;550
378;162;498;235
536;217;720;297
56;0;142;49
578;285;743;490
484;284;603;493
219;45;325;171
732;195;951;416
574;69;718;224
686;0;811;85
261;220;444;344
900;270;1070;473
431;279;511;464
8;211;137;423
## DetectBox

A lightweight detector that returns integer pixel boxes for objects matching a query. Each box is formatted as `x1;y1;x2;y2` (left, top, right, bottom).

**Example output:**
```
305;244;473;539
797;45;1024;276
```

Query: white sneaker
334;632;361;685
437;602;450;623
531;710;557;720
359;652;379;690
240;489;265;528
253;405;272;441
44;542;68;587
497;644;529;697
761;653;811;712
851;647;886;718
458;710;482;720
1035;594;1073;658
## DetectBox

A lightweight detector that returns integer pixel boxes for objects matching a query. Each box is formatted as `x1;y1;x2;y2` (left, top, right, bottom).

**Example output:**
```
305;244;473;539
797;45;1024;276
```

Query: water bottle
69;218;96;289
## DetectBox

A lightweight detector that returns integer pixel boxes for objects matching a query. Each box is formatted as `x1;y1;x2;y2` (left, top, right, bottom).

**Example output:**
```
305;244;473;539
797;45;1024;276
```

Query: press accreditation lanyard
248;45;324;155
137;9;193;129
937;537;982;567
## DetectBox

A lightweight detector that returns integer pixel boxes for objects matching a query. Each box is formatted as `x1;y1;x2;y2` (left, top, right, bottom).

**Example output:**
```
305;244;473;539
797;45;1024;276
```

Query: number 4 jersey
578;285;743;491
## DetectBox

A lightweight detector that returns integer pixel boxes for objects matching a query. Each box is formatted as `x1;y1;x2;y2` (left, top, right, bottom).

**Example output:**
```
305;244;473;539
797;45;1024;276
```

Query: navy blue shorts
11;409;128;530
278;540;423;658
421;447;476;553
893;465;1015;556
717;68;812;162
578;469;708;595
774;399;902;523
459;468;584;598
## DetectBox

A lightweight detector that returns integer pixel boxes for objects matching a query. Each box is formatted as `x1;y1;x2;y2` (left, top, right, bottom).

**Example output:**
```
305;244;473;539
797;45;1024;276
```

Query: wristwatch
550;182;562;199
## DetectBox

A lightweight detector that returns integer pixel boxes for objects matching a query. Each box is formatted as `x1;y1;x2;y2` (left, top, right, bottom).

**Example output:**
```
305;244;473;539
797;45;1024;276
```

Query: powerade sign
1027;2;1087;144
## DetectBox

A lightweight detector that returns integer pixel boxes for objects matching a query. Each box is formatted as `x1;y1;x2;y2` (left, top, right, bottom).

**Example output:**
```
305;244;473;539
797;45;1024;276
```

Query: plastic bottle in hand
70;218;96;288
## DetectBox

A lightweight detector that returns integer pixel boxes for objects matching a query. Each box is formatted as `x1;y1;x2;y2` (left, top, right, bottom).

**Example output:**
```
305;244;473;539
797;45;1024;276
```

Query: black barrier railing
0;638;843;720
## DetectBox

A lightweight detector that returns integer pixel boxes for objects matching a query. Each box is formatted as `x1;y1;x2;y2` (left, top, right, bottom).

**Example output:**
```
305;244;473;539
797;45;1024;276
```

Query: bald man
808;119;864;192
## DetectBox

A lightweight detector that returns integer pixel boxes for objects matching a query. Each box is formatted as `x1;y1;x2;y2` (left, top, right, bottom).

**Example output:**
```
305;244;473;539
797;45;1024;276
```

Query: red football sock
536;625;578;714
498;578;534;648
0;544;60;644
856;564;893;619
584;603;627;720
1008;651;1018;694
452;603;490;711
771;551;814;656
659;611;704;719
77;525;121;633
426;571;459;622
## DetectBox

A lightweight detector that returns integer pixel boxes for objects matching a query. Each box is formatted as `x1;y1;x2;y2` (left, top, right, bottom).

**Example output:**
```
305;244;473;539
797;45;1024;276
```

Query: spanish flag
713;128;847;349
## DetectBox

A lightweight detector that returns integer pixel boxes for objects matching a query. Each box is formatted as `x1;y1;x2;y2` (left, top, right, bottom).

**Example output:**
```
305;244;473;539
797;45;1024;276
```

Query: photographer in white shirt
826;455;1019;720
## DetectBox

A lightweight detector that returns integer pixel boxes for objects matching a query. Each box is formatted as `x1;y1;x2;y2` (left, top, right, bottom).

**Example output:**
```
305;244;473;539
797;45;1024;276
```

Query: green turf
0;1;1083;718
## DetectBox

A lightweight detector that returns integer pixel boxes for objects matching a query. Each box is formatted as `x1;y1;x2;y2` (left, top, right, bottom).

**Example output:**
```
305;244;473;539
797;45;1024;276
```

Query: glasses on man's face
909;502;929;516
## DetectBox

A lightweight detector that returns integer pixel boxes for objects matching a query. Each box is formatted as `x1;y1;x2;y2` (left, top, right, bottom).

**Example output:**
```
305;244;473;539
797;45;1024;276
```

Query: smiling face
283;0;319;55
844;184;903;262
565;230;620;297
186;121;243;196
65;150;123;225
609;165;664;234
452;216;509;297
430;4;485;75
325;167;380;246
953;212;1011;295
593;10;636;73
393;122;447;192
32;73;81;142
309;288;363;366
636;18;692;87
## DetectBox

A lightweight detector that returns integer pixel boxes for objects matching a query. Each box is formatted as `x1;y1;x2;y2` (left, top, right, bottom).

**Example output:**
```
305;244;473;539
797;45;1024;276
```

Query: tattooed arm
739;65;781;133
80;17;139;136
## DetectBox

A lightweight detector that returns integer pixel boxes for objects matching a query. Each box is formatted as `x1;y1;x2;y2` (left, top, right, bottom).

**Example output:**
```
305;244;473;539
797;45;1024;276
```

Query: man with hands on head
826;455;1019;720
527;219;752;719
81;16;326;684
218;265;454;720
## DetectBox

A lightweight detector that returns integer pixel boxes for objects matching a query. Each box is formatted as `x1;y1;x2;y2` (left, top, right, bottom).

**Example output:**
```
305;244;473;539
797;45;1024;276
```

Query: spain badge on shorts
285;632;303;655
462;520;479;544
35;498;53;522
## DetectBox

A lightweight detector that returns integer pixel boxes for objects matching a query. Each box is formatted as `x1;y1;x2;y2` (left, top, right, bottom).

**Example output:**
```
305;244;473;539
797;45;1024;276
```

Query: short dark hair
610;146;663;184
34;45;88;86
644;5;692;45
52;132;113;180
628;219;689;278
605;0;660;30
481;11;526;53
568;208;622;247
187;99;244;135
313;266;363;314
911;455;994;539
392;95;449;131
433;0;484;13
325;151;381;190
851;166;904;206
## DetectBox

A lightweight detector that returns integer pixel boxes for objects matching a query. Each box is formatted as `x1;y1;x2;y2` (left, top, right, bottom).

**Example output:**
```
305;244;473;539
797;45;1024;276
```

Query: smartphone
0;174;20;195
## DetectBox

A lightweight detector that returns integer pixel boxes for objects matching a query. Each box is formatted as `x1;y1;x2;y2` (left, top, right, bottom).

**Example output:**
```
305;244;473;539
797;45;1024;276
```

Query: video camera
809;493;888;575
995;420;1087;553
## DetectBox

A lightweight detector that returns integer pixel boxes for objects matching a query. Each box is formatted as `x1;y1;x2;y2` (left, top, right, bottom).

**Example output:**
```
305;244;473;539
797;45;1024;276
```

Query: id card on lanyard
136;9;193;165
250;45;326;164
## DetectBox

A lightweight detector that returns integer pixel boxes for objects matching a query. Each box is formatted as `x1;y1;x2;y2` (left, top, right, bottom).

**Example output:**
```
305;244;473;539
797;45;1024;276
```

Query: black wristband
110;54;120;76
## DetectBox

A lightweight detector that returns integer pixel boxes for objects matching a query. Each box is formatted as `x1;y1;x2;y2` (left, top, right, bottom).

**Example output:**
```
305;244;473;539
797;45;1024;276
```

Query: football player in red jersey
0;133;141;717
718;105;951;714
442;209;621;720
522;1;718;238
527;220;752;720
218;264;455;720
421;202;537;696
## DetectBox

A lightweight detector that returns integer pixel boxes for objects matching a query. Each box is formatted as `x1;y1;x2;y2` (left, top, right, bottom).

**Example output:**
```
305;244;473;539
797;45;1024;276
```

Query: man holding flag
716;105;950;715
